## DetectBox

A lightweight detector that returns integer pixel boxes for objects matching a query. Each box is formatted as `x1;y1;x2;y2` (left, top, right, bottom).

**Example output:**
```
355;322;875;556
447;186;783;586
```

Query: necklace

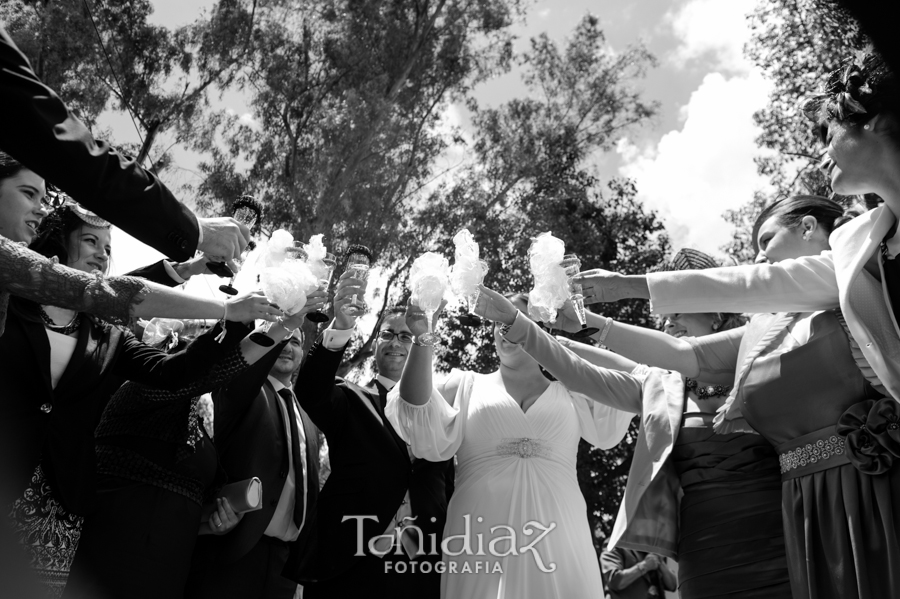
684;377;730;400
39;307;81;336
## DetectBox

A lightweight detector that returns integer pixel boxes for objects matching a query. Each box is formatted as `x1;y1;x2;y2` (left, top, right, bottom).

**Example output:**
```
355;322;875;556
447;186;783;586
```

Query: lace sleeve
140;347;251;402
0;236;148;332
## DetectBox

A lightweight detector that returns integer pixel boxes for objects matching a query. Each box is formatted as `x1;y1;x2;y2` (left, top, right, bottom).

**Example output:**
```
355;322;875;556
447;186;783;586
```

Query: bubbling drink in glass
560;253;587;329
341;244;372;316
410;252;450;345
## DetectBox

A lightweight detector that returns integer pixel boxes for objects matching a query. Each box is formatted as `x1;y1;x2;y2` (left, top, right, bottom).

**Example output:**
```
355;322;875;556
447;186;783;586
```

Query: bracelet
597;317;614;346
271;318;297;338
412;336;436;347
497;312;518;339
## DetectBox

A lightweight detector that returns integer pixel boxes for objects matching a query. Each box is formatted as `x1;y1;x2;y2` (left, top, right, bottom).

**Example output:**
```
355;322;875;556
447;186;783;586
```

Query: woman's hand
333;271;367;330
206;498;243;535
573;270;649;304
405;298;447;338
225;290;283;323
473;285;518;325
553;299;588;333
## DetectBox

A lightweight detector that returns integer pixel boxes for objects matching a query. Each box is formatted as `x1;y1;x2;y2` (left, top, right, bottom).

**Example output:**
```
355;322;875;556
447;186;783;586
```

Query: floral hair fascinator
799;51;892;134
44;185;110;229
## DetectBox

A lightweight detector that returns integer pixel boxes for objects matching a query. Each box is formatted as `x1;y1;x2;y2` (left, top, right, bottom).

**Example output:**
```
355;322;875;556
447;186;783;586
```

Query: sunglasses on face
377;330;414;344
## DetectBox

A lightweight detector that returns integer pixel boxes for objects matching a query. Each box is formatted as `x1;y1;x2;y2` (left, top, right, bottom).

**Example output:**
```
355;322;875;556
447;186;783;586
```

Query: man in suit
186;323;320;599
601;547;677;599
0;26;248;262
287;282;452;598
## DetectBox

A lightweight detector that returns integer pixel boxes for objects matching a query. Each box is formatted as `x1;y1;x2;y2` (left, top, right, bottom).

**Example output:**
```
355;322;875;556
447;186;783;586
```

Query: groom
287;291;452;598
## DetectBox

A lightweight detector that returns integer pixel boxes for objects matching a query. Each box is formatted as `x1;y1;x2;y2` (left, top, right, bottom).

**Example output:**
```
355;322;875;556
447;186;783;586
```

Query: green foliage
723;0;869;260
4;0;256;164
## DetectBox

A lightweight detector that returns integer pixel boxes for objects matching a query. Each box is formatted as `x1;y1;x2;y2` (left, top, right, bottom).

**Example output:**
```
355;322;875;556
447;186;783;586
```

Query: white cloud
667;0;757;74
615;0;772;259
618;70;772;257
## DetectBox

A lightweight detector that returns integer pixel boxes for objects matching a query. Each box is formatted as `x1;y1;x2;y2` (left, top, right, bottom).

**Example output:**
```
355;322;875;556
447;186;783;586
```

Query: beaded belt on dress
776;425;850;480
496;438;551;459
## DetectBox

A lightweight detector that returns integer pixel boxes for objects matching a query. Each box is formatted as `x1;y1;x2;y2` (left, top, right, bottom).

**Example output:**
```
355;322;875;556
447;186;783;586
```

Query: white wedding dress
386;369;633;599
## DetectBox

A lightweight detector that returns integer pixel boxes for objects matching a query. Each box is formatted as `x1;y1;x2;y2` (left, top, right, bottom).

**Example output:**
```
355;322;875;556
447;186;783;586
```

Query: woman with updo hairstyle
563;190;900;598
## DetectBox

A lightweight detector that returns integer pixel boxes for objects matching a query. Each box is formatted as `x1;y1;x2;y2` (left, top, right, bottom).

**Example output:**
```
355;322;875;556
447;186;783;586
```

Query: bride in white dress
385;293;634;599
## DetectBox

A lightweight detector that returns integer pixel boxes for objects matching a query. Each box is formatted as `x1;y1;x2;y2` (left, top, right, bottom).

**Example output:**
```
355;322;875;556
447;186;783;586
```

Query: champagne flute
413;275;446;345
216;195;262;296
306;252;337;323
341;244;372;316
560;253;587;329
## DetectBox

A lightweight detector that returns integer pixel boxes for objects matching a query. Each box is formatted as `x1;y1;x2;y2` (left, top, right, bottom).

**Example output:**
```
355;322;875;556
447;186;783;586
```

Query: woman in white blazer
507;194;900;599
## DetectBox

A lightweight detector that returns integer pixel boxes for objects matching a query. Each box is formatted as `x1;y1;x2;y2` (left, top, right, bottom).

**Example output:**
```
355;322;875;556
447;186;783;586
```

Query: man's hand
197;217;251;262
333;271;367;330
573;269;650;305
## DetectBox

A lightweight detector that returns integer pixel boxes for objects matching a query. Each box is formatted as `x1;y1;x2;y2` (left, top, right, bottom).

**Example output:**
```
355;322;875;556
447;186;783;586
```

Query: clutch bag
201;477;263;522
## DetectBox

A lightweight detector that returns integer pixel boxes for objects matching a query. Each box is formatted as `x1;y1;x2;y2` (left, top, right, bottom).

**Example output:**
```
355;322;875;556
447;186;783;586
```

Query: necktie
276;387;306;526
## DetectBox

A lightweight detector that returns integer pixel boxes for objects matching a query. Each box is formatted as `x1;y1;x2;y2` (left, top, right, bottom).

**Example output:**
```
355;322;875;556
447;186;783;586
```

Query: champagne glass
412;275;446;345
306;252;337;323
341;244;372;316
410;252;450;344
560;253;587;329
217;195;262;296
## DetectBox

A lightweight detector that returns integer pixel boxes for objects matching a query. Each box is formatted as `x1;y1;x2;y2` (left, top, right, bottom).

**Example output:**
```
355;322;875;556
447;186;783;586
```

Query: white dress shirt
264;376;308;542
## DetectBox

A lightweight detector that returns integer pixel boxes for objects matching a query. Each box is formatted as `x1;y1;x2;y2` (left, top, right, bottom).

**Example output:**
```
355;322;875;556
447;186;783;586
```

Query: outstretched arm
573;252;838;315
476;285;700;378
475;287;644;413
0;238;283;328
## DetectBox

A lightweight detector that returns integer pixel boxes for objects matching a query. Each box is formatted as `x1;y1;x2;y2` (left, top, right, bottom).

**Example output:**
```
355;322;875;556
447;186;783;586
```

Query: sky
106;0;772;279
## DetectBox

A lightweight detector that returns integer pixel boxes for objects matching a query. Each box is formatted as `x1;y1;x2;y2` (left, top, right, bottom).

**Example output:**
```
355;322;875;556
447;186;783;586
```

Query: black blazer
368;378;454;547
0;28;198;260
0;304;245;515
285;342;452;584
194;344;320;566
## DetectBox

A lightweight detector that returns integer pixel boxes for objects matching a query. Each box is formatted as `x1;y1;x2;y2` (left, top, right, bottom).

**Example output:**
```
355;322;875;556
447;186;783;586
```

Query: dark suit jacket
285;342;452;585
0;28;198;260
0;302;244;515
369;378;454;546
191;344;320;567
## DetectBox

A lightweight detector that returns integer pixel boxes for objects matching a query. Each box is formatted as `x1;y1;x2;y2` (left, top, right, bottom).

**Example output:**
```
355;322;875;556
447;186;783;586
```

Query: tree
414;15;665;546
722;0;869;261
3;0;257;167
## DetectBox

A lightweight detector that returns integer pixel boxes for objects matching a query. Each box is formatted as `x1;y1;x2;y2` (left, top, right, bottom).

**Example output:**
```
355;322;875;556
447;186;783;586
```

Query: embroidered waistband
496;438;551;459
776;425;850;480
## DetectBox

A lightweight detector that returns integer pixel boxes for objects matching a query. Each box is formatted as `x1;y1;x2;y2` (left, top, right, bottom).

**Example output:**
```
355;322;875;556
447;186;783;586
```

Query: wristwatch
413;335;436;347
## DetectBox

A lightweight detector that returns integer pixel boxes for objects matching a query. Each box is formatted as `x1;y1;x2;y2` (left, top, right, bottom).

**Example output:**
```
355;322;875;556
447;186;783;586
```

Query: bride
385;294;634;599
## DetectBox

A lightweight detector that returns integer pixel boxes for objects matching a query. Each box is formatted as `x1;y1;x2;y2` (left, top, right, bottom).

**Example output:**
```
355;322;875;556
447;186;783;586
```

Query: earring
864;124;871;130
803;231;811;241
